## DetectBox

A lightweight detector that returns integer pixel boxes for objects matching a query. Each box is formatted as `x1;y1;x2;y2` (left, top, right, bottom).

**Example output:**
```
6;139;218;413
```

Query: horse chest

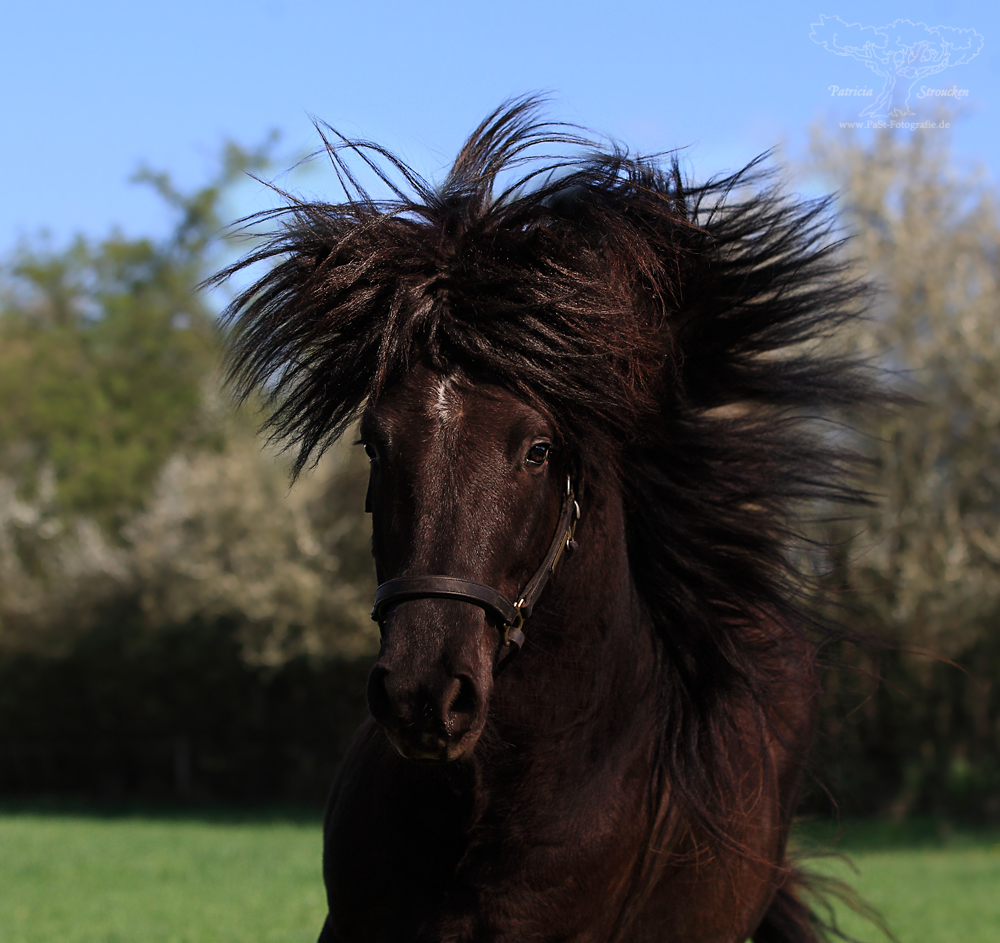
323;722;659;943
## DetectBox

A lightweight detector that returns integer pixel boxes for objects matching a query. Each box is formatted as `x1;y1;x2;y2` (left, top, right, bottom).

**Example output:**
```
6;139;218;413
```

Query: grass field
793;819;1000;943
0;804;328;942
1;805;998;942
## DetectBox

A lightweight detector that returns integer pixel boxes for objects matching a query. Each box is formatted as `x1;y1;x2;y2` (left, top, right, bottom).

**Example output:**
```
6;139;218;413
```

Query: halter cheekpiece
370;476;580;669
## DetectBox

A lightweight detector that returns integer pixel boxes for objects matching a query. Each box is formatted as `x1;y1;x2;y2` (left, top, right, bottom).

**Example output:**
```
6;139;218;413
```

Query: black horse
216;99;875;942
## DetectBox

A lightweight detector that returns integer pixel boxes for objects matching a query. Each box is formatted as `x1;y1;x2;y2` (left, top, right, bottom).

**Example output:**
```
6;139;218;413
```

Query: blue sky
2;0;996;253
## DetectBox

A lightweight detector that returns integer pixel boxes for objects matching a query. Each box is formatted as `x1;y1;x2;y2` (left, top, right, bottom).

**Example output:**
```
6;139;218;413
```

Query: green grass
1;805;998;942
0;804;327;942
793;819;1000;943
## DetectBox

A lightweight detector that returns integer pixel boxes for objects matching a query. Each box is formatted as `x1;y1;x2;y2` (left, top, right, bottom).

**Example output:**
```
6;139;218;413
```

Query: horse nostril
447;674;479;731
366;665;394;725
368;660;483;749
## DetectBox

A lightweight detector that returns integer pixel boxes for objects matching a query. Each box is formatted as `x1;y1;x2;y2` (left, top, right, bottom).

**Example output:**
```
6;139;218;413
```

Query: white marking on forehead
434;377;450;416
431;376;462;426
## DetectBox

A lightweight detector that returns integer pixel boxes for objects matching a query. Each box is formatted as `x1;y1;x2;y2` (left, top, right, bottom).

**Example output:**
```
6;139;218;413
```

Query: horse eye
363;442;378;462
525;442;551;466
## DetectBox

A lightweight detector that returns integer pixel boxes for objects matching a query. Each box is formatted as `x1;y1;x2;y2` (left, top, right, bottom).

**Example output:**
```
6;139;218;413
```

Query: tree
0;139;274;525
808;115;1000;817
124;434;377;664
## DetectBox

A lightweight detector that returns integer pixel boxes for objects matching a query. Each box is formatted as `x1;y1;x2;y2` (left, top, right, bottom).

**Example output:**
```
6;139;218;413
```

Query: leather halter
370;476;581;668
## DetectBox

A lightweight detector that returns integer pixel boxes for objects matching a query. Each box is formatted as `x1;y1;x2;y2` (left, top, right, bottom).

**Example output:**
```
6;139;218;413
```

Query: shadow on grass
4;800;999;847
0;796;325;825
793;816;1000;852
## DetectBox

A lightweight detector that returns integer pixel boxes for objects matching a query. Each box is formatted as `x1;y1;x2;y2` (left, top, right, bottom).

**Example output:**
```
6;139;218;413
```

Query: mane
212;97;875;849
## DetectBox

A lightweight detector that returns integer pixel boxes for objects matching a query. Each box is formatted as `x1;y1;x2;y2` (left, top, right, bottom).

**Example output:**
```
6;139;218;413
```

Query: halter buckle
503;598;527;647
549;497;581;574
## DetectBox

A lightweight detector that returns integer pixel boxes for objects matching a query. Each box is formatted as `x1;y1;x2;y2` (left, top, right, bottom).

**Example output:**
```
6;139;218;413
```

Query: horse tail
752;861;897;943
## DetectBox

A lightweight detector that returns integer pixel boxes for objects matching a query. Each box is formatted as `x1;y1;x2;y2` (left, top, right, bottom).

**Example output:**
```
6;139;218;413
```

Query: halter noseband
370;476;581;667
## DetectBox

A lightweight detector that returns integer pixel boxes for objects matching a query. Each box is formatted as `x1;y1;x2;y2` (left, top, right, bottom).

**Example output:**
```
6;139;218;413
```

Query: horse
215;98;875;943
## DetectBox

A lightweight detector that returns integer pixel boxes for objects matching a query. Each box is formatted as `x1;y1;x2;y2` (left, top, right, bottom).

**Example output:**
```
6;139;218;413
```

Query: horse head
361;365;574;762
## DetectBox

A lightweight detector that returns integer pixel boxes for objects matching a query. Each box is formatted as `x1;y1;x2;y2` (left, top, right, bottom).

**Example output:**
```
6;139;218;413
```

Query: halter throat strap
370;477;581;660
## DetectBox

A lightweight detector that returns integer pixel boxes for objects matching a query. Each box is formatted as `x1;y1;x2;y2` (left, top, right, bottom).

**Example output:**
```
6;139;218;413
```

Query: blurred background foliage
0;120;997;814
806;115;1000;820
0;140;376;803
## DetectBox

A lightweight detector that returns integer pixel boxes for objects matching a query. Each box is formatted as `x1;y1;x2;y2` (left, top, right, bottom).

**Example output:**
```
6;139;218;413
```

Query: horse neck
489;480;657;763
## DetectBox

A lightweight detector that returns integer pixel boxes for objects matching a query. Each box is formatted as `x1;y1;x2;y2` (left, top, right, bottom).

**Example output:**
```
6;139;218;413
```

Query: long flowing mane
214;97;874;852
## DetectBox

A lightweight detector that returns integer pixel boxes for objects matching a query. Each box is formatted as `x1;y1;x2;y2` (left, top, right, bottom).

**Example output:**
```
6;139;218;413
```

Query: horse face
361;366;564;762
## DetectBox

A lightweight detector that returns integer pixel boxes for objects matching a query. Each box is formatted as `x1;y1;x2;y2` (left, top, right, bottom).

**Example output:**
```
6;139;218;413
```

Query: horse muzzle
366;621;490;762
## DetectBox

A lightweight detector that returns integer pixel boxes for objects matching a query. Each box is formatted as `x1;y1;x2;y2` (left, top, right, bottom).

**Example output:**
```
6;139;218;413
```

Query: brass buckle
503;598;527;646
550;498;581;575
